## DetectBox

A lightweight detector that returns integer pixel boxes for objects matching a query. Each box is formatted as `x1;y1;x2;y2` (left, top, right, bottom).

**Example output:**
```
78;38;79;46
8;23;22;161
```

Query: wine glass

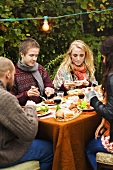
54;97;61;104
78;93;85;99
78;89;85;102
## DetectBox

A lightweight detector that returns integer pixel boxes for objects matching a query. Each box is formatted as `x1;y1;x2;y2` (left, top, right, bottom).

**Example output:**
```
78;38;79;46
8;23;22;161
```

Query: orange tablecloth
37;111;101;170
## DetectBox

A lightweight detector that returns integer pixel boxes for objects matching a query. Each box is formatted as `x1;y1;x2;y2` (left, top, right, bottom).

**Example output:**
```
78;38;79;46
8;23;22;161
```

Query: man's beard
6;82;12;91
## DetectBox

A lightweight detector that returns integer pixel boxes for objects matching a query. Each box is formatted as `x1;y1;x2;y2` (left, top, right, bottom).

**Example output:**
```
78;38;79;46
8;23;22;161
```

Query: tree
0;0;113;82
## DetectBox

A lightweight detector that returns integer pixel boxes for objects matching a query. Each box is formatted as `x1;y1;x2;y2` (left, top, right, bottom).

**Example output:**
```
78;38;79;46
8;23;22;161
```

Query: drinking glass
56;91;64;104
57;91;64;98
78;89;85;102
54;97;61;104
78;93;85;99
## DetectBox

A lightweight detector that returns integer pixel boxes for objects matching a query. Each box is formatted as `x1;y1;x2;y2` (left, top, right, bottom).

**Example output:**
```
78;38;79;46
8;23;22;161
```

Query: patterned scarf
17;60;44;95
74;64;88;80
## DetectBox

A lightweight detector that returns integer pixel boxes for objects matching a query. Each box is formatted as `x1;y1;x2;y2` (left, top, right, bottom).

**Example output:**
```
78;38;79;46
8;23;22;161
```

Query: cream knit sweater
0;81;38;166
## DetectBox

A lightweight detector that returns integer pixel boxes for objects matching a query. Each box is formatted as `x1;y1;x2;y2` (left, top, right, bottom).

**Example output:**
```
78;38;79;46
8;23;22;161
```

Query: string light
0;8;113;31
42;16;49;31
0;8;112;22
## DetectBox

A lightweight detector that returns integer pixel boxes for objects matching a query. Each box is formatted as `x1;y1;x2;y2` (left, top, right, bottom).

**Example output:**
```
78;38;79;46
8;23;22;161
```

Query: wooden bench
0;161;40;170
96;152;113;170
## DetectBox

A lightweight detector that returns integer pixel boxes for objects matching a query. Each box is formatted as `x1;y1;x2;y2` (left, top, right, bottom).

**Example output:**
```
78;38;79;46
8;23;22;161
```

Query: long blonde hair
59;40;95;80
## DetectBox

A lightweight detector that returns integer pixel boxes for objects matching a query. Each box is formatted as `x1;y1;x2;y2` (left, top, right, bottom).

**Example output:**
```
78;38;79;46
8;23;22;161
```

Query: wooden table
37;111;101;170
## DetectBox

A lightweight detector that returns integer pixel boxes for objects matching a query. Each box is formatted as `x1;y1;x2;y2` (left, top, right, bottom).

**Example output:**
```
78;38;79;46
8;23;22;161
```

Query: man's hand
26;100;36;106
27;86;40;97
45;87;54;97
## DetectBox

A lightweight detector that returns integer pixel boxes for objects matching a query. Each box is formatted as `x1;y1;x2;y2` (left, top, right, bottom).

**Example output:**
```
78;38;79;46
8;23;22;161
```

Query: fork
39;95;47;101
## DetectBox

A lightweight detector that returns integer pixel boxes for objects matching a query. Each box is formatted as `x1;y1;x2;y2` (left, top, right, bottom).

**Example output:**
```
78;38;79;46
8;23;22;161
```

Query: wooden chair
0;161;40;170
96;152;113;170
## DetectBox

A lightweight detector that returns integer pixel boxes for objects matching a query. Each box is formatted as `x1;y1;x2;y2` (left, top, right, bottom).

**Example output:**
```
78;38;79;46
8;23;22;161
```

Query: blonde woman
53;40;98;94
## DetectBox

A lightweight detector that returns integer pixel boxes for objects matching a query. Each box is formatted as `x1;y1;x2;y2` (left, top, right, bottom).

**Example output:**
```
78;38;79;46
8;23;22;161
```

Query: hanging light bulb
42;16;49;31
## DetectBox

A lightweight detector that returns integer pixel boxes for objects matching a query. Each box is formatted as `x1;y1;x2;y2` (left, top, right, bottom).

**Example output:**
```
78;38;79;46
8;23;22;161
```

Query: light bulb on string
42;16;49;31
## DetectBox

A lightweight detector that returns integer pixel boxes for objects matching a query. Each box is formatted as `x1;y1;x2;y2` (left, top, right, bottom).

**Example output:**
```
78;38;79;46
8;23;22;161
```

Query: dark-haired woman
85;36;113;170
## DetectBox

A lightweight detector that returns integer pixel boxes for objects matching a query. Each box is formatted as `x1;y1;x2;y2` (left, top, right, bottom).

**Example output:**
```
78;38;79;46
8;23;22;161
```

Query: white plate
74;80;85;86
55;109;82;122
74;80;85;83
64;81;75;86
37;110;52;117
77;106;94;111
67;89;82;96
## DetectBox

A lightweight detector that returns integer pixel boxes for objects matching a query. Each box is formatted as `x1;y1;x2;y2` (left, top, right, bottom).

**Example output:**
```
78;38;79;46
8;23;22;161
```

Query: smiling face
71;47;85;67
21;47;40;66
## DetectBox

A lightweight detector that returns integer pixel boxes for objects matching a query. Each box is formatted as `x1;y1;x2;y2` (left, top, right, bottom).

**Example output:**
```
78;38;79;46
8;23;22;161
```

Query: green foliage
45;54;66;80
0;0;113;82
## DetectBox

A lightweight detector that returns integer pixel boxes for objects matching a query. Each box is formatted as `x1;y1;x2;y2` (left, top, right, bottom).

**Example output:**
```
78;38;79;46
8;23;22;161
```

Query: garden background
0;0;113;84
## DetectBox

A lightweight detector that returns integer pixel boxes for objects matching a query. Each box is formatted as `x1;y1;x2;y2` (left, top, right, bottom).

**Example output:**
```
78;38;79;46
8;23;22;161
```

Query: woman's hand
84;86;93;96
64;81;76;90
95;125;103;139
64;83;70;90
83;80;89;86
95;118;105;139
